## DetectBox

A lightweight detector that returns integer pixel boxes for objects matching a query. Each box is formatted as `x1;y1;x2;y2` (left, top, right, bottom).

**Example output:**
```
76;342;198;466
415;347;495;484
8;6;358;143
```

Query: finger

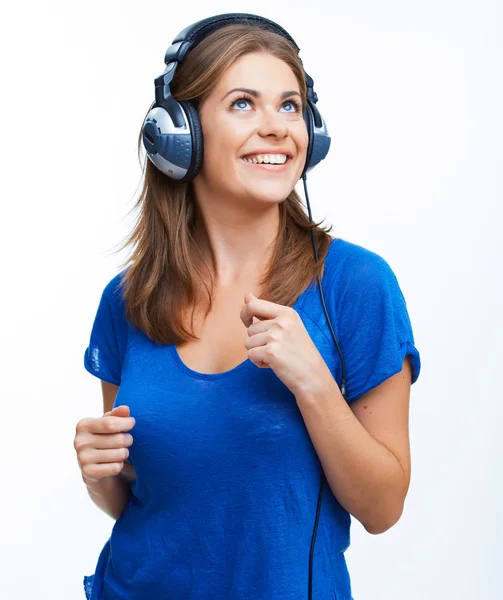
247;346;272;368
80;447;130;465
244;331;270;350
103;405;130;418
246;319;274;336
94;416;136;434
109;405;130;414
82;462;124;481
92;432;134;449
240;295;278;326
103;406;132;426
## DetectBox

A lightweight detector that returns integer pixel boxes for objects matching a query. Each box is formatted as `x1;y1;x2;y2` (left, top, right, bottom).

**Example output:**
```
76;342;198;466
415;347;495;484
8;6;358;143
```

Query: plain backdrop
1;1;501;598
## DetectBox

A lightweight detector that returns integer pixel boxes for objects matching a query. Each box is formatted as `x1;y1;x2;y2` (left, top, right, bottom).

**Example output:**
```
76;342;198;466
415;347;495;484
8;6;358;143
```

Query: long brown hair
113;23;334;346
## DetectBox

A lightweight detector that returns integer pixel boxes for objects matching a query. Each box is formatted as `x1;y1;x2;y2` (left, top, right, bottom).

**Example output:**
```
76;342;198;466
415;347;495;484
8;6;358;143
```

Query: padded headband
164;13;301;66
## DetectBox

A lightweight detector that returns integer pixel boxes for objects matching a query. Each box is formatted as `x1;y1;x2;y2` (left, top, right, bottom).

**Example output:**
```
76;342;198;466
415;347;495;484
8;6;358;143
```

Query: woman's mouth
239;156;292;173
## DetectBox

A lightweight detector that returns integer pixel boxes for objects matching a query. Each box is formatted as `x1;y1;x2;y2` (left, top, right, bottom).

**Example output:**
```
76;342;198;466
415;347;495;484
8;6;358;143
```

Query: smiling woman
122;21;333;348
80;12;421;600
193;51;309;214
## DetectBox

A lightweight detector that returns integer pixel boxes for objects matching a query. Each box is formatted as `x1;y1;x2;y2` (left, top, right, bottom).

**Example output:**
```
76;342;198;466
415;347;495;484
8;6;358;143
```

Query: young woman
75;14;421;600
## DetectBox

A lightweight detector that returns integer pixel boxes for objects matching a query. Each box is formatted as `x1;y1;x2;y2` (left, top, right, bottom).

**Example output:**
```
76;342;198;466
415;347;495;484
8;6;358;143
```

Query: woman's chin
240;179;295;202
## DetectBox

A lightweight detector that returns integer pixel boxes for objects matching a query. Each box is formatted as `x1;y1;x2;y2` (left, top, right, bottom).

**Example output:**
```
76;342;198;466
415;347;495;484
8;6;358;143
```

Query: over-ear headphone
140;13;348;600
141;12;331;182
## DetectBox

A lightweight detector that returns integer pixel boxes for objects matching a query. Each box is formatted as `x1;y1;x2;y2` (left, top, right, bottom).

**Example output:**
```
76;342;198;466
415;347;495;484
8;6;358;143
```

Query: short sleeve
334;246;421;404
83;272;129;385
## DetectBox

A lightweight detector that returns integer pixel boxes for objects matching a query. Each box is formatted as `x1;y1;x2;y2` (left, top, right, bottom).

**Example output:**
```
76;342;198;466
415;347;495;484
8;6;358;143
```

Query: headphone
141;12;331;182
141;13;348;599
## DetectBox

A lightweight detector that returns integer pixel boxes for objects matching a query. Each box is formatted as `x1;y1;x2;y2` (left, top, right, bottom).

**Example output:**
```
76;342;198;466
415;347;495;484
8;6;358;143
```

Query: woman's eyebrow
221;87;301;102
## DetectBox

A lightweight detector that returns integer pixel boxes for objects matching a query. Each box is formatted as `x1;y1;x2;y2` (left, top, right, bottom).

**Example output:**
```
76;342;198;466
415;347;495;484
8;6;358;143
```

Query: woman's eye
232;98;252;111
230;97;300;112
281;101;299;113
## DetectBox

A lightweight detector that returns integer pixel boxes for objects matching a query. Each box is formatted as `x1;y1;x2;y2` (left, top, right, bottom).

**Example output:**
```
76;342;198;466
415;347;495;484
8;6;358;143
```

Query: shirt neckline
170;286;311;381
170;343;254;380
169;237;337;381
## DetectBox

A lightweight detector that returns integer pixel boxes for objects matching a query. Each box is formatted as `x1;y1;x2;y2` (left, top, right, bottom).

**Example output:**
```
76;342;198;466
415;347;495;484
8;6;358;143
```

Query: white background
1;0;501;598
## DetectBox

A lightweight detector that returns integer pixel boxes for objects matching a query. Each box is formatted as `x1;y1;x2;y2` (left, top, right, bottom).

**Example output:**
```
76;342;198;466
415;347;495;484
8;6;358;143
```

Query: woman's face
194;52;309;208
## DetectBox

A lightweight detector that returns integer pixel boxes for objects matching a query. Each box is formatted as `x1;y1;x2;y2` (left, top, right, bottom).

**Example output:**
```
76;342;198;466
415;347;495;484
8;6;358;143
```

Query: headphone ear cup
179;100;204;181
301;105;315;179
301;99;331;178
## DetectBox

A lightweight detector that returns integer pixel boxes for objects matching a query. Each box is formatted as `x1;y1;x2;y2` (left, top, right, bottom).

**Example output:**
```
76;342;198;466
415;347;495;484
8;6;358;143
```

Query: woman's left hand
240;292;332;397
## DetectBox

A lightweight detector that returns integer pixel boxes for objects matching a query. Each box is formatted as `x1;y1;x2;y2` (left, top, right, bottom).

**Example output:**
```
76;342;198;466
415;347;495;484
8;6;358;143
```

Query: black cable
301;173;347;600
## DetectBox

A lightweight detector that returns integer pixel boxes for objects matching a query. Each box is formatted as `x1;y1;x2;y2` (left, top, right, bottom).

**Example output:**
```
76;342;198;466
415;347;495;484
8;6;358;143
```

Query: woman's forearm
295;377;408;534
83;464;134;520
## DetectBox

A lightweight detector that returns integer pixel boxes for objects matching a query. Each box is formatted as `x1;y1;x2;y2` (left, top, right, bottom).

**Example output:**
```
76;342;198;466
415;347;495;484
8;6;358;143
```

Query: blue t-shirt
83;237;421;600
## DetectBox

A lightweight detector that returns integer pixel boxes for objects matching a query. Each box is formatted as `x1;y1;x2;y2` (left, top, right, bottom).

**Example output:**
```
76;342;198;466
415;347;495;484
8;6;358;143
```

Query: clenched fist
74;405;135;484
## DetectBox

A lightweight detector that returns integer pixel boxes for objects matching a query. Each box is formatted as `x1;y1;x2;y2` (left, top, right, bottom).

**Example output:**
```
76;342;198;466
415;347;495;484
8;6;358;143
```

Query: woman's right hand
74;404;135;484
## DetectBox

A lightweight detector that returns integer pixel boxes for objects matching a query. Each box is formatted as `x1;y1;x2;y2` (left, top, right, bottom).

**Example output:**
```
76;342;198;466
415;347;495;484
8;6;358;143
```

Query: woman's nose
257;108;289;138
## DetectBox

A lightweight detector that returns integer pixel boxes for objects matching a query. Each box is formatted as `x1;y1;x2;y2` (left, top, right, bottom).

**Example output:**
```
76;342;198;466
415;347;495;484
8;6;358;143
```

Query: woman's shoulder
325;236;396;283
101;268;129;306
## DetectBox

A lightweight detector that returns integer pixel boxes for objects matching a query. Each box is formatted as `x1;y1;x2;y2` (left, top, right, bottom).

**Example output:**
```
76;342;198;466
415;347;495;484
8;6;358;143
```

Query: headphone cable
301;173;347;600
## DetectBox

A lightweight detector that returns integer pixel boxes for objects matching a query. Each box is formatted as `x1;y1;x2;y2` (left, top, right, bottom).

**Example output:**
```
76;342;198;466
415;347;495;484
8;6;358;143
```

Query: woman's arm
82;380;136;520
83;472;132;521
294;356;413;535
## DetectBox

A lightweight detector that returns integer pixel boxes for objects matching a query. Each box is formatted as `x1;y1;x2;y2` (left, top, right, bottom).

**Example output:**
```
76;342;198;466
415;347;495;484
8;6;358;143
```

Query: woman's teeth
241;154;288;164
